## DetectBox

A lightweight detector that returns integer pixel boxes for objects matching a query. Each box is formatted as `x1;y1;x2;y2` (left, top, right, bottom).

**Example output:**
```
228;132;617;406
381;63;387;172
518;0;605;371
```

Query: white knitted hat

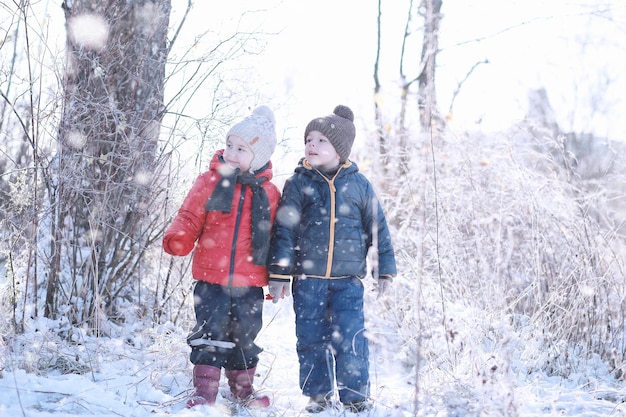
226;105;277;173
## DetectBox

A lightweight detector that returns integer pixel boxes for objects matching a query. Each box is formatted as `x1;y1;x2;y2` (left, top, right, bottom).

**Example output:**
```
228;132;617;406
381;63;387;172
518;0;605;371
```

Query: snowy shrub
356;120;626;414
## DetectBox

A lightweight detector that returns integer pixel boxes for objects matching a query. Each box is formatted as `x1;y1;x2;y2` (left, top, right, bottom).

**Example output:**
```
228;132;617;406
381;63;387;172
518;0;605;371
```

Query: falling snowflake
67;13;109;51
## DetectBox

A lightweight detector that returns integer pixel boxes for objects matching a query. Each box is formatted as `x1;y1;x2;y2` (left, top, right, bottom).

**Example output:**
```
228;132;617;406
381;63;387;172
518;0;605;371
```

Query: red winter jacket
162;150;281;287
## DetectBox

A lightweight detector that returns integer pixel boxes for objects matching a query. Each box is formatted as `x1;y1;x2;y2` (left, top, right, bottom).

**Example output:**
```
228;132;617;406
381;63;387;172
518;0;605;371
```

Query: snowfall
2;0;626;414
1;285;626;417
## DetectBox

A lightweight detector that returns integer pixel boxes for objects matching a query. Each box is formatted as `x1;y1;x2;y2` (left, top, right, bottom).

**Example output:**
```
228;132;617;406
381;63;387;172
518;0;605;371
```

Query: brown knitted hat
304;105;355;163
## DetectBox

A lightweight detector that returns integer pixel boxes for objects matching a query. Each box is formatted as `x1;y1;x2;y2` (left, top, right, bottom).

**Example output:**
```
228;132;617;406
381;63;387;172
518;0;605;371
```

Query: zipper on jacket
315;167;342;277
228;184;246;287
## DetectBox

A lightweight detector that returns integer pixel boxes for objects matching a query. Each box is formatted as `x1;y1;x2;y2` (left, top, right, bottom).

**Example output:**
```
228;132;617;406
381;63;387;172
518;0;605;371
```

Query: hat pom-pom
252;105;276;125
333;105;354;122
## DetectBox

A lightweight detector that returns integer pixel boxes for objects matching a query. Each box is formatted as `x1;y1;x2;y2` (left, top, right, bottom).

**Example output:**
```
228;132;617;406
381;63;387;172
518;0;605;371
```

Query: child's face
224;135;254;172
305;131;340;171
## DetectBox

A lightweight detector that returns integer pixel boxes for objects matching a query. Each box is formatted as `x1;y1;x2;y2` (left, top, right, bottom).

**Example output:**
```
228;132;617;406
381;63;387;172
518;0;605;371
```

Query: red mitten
163;233;194;256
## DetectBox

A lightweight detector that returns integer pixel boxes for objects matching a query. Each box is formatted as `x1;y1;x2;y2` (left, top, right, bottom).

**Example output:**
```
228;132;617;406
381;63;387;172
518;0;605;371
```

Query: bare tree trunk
398;0;413;173
373;0;388;174
417;0;443;131
46;0;171;327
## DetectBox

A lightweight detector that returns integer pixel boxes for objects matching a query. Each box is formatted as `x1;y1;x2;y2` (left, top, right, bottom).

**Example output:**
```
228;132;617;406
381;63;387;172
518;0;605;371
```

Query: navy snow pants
187;281;264;371
292;276;370;404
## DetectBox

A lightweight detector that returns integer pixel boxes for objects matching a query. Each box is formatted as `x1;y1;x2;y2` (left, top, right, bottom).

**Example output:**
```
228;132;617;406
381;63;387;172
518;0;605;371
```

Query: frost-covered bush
356;122;626;413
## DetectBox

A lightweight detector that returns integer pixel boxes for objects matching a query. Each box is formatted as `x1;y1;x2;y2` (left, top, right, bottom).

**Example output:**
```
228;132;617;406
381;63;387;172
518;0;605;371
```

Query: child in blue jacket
267;105;397;413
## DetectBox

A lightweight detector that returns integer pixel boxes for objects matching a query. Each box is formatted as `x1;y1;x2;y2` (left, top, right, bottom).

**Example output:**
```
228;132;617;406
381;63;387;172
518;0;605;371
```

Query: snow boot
225;367;270;408
344;399;373;413
305;395;332;413
187;365;220;408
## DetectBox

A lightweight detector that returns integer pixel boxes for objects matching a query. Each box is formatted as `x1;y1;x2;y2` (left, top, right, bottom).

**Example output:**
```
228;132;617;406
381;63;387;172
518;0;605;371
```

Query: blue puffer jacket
268;158;396;280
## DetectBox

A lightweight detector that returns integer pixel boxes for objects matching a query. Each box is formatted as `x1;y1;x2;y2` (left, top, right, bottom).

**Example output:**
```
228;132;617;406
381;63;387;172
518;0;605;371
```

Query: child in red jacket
163;105;281;408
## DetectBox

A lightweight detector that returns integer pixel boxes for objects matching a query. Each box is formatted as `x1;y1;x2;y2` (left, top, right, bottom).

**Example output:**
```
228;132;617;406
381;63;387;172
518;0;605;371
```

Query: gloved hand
163;232;194;256
377;278;391;299
267;280;290;303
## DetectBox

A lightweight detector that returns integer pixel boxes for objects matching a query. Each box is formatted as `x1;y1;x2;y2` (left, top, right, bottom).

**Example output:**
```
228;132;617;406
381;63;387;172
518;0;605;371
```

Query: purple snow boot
186;365;220;408
225;367;270;408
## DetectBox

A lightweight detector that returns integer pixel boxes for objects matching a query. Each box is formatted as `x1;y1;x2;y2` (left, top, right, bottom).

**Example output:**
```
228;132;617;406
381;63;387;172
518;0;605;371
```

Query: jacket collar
300;158;354;174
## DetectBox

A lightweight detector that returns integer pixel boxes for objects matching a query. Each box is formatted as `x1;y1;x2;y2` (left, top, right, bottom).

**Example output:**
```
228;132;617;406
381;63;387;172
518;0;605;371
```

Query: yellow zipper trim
305;160;344;278
324;174;336;277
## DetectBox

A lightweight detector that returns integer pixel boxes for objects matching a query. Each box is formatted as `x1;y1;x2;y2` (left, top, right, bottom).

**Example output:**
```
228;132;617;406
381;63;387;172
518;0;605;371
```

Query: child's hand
377;278;391;299
267;281;290;303
163;236;194;256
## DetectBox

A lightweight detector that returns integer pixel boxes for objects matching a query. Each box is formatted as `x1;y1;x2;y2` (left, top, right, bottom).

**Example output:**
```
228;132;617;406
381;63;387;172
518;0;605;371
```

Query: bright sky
436;0;626;138
183;0;626;142
38;0;626;148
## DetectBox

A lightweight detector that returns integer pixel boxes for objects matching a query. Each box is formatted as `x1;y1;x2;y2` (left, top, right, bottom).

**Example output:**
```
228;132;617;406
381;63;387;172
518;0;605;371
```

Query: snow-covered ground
1;293;625;417
2;2;626;416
